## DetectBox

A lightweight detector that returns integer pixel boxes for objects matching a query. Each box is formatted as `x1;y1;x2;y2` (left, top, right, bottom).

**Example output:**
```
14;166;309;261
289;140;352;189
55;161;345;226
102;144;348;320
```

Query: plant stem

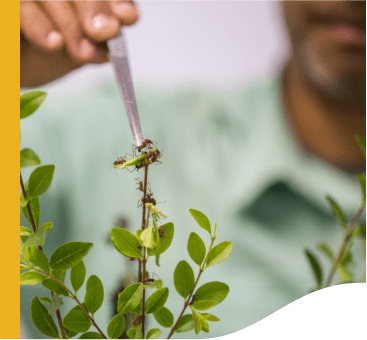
20;172;67;339
141;250;147;338
167;228;217;339
325;205;365;287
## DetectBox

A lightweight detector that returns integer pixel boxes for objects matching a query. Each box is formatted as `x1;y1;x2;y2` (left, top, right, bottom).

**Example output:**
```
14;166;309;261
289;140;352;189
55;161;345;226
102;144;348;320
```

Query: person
20;1;366;339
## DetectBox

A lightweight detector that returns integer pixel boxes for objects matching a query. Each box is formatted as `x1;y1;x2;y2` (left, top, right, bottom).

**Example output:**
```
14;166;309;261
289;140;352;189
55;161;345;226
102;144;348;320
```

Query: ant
113;157;126;166
136;180;144;192
151;149;162;165
159;227;165;238
135;139;157;152
143;277;154;284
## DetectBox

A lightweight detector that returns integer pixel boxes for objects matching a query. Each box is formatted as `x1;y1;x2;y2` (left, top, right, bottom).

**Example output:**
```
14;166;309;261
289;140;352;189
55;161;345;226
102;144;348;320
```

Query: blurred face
282;1;366;106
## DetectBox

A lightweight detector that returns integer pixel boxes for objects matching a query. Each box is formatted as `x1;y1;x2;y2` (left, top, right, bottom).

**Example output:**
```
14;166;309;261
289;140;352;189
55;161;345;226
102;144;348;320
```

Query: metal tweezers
107;27;144;147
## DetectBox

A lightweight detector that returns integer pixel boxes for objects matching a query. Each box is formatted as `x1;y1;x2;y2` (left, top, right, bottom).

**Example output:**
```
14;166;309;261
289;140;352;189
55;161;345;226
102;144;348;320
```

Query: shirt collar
221;69;361;218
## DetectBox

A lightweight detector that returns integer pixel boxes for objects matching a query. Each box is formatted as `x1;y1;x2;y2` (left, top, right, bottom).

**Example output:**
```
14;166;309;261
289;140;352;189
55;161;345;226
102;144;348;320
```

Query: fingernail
79;38;95;58
47;31;63;47
92;13;111;30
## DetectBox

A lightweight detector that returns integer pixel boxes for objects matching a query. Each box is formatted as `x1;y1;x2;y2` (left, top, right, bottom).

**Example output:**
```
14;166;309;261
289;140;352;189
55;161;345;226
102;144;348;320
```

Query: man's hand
20;1;139;87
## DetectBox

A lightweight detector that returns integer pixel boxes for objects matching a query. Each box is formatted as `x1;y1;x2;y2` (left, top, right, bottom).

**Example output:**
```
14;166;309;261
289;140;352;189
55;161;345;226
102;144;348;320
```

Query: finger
40;0;98;62
73;1;120;42
109;1;139;26
20;1;63;51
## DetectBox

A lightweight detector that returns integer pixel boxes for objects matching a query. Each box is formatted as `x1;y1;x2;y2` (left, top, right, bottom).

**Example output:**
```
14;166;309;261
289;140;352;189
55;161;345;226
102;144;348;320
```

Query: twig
20;172;67;339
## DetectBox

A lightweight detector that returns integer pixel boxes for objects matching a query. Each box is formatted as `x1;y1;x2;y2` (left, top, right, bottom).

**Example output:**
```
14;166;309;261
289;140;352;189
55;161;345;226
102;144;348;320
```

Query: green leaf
153;307;174;328
174;261;195;299
145;287;169;314
20;271;46;285
70;260;86;293
146;279;163;290
22;243;31;264
205;241;233;268
20;226;33;236
355;173;366;205
63;310;92;333
129;303;142;315
107;314;126;339
187;232;206;266
21;195;40;229
20;263;29;271
126;328;136;339
340;248;353;266
193;281;229;309
190;306;207;335
192;300;215;311
353;221;366;238
20;91;47;119
20;148;41;168
305;249;323;288
28;165;55;197
337;265;353;283
117;283;144;314
326;196;347;228
135;324;143;339
24;226;46;247
79;332;104;339
30;296;59;338
110;228;142;259
146;328;161;339
65;327;78;339
202;313;220;322
202;321;209;333
173;314;194;333
29;247;49;272
51;268;66;283
20;195;29;208
40;297;52;305
189;209;211;235
48;294;63;315
85;275;104;315
139;225;156;249
317;243;334;261
42;279;69;296
147;222;174;257
355;134;366;155
50;242;93;270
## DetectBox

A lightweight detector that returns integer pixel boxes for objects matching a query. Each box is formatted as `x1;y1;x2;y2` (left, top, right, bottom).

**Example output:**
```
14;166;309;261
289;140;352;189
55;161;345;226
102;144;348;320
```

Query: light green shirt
20;67;364;338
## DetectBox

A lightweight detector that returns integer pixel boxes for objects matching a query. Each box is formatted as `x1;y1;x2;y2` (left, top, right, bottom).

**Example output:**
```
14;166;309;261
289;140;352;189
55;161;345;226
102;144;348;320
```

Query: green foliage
147;222;174;257
63;310;92;333
29;247;49;272
205;241;233;268
317;243;334;261
42;279;69;297
111;228;142;259
20;263;29;271
126;327;136;339
48;294;63;315
114;152;147;169
20;148;41;168
30;296;59;338
189;306;208;334
24;222;53;247
117;283;144;314
107;314;126;339
305;249;323;288
140;225;156;249
326;196;347;229
50;242;93;270
355;134;366;155
173;314;194;333
39;297;52;305
174;261;195;299
21;195;40;229
135;324;143;339
193;281;229;310
20;271;46;285
187;232;206;266
145;279;163;290
52;268;66;283
70;260;86;294
146;328;161;339
145;287;169;314
84;275;104;315
153;307;174;328
79;332;104;339
28;165;55;198
20;226;33;236
189;209;211;235
20;91;47;119
355;173;366;205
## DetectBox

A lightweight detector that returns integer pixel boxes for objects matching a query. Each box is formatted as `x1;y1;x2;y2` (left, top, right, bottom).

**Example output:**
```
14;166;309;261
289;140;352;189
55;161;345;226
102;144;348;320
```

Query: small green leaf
353;221;366;238
187;232;206;266
110;228;142;259
146;328;161;339
145;287;169;314
205;241;233;268
20;271;46;285
40;297;52;305
355;134;366;155
146;279;163;290
202;313;220;322
42;279;69;296
22;244;31;264
30;296;59;338
153;307;174;328
190;306;207;335
20;263;29;271
28;165;55;197
21;195;40;229
147;222;174;257
355;173;366;205
85;275;104;315
135;324;143;339
192;300;215;311
51;268;66;283
139;225;156;249
48;294;63;315
24;226;46;247
337;265;353;283
340;248;353;266
326;196;347;228
50;242;93;270
107;314;126;339
317;243;334;261
65;327;78;339
70;260;86;293
20;91;47;119
20;226;33;236
126;328;136;339
114;153;146;169
63;310;92;333
20;148;41;168
174;261;195;299
202;321;209;333
129;303;142;315
193;281;229;308
189;209;211;235
117;283;144;314
79;332;104;339
20;195;29;207
29;247;49;272
305;249;323;288
173;314;194;333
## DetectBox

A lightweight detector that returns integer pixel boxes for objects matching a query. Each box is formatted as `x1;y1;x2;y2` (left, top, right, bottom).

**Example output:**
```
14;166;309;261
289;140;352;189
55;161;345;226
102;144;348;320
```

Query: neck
281;59;366;174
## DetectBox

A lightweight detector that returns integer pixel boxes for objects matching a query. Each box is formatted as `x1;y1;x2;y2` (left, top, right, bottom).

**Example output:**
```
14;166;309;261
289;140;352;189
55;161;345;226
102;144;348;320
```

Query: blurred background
55;1;289;92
